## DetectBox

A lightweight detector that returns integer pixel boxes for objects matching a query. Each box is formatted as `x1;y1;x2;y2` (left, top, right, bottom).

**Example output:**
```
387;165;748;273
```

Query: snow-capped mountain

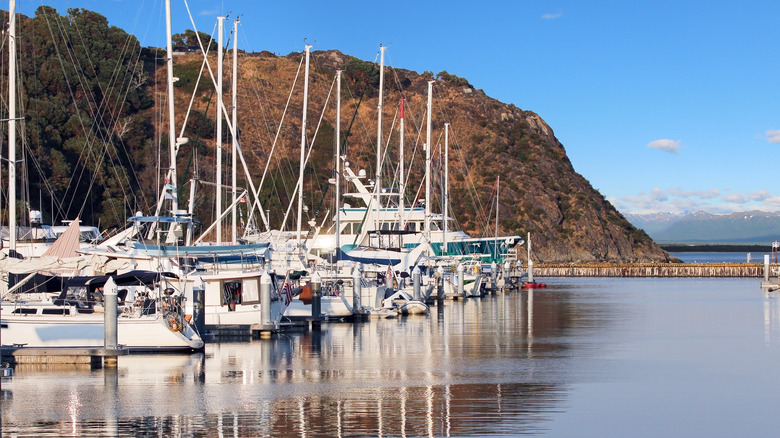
625;210;780;244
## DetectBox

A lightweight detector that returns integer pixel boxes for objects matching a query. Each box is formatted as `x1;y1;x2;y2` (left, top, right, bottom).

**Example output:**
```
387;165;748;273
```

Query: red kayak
522;281;547;289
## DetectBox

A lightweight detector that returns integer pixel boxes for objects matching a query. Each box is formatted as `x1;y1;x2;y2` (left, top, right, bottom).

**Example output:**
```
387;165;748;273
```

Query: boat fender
167;314;182;332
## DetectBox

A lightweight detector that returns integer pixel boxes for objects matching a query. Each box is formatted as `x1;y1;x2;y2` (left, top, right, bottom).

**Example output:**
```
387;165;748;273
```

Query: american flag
386;265;393;281
281;281;294;306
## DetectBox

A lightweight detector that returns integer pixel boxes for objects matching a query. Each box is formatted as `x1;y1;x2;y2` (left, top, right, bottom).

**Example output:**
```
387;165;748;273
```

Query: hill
2;7;673;263
161;49;671;262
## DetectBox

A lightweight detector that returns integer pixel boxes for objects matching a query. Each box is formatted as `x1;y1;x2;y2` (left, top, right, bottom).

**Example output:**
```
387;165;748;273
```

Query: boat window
353;222;362;234
407;222;417;231
222;281;242;310
79;230;99;243
242;278;260;303
12;308;37;314
431;222;440;231
42;308;70;315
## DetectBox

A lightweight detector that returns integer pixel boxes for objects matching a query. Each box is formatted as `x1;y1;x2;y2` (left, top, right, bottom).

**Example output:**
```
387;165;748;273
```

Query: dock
534;262;769;278
0;346;128;366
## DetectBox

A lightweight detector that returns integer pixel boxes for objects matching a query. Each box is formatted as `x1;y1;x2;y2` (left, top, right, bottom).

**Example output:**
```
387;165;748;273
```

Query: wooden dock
533;262;771;278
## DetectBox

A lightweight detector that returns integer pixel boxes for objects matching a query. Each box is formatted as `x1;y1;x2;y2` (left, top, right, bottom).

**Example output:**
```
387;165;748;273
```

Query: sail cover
42;218;81;258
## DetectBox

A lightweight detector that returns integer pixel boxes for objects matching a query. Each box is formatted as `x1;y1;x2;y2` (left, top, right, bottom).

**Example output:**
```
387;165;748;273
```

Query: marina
0;3;778;436
3;277;780;436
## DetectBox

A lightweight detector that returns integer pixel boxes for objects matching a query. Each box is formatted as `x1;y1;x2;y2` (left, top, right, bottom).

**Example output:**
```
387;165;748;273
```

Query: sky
13;0;780;216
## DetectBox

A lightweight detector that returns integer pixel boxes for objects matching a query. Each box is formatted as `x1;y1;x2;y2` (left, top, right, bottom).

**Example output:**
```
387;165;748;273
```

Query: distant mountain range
625;211;780;244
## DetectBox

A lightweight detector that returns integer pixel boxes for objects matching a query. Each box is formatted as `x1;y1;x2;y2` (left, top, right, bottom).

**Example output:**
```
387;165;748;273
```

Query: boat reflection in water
2;288;592;436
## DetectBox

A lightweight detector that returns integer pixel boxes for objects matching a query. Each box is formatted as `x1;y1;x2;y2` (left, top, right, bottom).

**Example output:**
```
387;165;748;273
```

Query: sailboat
1;268;204;351
304;55;523;270
85;6;291;334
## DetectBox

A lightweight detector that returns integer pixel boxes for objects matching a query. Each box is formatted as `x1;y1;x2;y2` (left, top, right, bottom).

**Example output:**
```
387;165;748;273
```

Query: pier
534;262;769;278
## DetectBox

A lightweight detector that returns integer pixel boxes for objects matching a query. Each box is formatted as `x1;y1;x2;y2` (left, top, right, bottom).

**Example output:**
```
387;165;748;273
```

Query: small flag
386;265;393;280
281;281;293;306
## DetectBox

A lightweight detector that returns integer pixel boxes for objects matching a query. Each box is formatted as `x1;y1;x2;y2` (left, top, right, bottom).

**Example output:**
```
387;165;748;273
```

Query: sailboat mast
165;0;177;214
231;18;239;244
335;69;342;258
425;80;433;242
297;44;312;249
7;0;16;252
443;122;450;255
216;16;224;243
399;98;405;229
495;176;500;261
375;45;386;232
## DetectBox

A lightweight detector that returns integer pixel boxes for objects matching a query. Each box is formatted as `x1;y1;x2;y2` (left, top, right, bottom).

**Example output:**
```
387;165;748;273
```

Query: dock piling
413;265;421;301
192;277;206;335
457;263;465;298
353;263;362;312
436;266;444;299
104;277;118;351
765;255;770;282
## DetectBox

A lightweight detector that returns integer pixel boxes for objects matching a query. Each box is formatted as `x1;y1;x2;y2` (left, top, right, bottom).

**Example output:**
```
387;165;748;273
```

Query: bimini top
66;270;179;290
128;216;198;224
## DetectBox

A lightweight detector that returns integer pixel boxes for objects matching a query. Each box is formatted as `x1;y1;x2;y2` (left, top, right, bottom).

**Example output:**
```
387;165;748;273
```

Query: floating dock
0;346;128;366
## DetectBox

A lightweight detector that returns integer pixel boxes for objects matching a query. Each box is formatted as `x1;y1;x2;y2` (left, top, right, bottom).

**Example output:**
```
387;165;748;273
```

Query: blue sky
15;0;780;215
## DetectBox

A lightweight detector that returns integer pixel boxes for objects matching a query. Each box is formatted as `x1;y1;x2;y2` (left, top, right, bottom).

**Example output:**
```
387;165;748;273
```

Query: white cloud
541;10;562;20
668;187;720;200
766;129;780;143
722;190;772;204
199;9;218;16
649;187;667;201
617;187;780;215
647;139;682;155
722;193;752;204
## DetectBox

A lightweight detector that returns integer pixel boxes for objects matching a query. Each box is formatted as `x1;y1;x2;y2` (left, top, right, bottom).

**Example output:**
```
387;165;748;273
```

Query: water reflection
764;291;780;345
3;287;606;436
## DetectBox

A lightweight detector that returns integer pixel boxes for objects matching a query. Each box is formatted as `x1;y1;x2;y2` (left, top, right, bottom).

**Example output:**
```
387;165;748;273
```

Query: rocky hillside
161;48;672;263
1;6;670;263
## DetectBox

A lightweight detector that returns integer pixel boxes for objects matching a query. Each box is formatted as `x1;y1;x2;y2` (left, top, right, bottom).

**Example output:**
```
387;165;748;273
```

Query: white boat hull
398;300;428;315
283;294;354;319
0;313;203;351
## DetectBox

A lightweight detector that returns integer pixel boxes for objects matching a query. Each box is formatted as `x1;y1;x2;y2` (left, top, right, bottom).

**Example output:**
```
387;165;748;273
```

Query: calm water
3;277;780;437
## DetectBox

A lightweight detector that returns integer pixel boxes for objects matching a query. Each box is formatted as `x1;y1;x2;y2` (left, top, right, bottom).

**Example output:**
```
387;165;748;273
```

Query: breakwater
534;263;769;278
